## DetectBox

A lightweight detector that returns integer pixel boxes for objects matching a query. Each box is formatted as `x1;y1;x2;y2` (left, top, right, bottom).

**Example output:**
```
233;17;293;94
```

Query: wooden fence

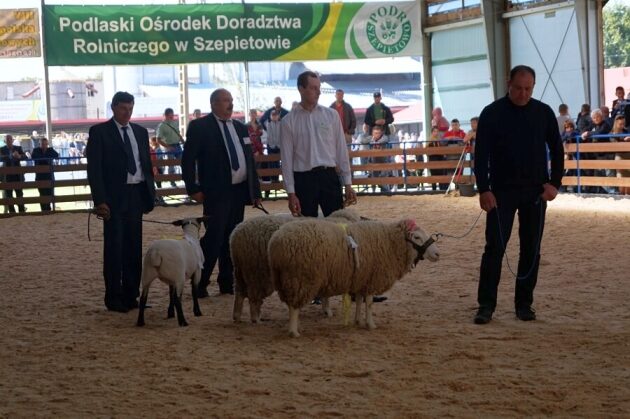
2;142;630;217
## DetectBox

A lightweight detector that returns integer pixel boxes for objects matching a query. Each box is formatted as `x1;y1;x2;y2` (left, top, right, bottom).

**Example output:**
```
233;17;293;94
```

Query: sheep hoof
167;311;175;319
367;322;376;330
288;330;300;338
194;310;202;317
179;320;189;327
136;320;145;327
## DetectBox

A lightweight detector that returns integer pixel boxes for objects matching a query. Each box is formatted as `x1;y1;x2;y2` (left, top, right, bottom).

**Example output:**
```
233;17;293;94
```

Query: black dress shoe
474;306;493;324
126;299;139;310
372;296;388;303
107;302;129;313
516;307;536;321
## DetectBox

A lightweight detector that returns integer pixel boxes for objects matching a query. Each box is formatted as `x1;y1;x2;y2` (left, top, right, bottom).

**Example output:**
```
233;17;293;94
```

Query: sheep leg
233;293;245;322
288;306;300;338
354;295;364;327
167;285;175;319
191;277;202;317
174;289;188;327
321;297;333;318
137;289;149;327
249;300;262;324
365;294;376;330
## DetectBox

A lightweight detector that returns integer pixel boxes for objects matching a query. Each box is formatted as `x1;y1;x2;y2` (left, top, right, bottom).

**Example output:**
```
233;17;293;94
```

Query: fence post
402;142;408;191
575;136;581;194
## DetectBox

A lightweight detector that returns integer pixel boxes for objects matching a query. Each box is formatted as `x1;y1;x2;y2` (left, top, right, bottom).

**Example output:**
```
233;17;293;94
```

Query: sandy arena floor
1;194;629;418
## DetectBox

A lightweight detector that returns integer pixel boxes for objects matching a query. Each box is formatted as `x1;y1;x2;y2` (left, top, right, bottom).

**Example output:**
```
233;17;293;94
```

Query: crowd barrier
2;139;630;217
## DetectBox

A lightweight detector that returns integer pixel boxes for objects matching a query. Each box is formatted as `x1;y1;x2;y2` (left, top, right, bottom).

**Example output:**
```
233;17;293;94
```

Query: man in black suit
181;88;262;297
86;91;156;313
1;134;27;213
31;137;59;211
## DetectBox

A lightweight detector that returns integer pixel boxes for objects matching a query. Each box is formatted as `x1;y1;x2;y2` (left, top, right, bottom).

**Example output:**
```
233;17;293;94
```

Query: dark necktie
121;126;137;175
220;120;240;171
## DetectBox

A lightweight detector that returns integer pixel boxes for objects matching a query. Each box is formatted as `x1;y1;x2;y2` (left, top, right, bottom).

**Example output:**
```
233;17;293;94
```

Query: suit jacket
1;145;26;181
181;114;261;203
86;118;155;213
364;103;394;134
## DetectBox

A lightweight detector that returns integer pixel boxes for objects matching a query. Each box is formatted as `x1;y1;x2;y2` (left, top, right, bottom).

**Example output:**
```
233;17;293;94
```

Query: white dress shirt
213;114;247;184
114;119;145;184
280;103;351;193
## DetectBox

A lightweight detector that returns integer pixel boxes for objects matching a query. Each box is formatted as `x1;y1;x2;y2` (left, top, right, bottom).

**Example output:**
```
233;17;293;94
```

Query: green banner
43;3;421;66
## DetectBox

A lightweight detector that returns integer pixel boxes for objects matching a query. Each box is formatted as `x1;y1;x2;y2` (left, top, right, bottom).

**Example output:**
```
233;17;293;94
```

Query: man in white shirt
280;71;357;217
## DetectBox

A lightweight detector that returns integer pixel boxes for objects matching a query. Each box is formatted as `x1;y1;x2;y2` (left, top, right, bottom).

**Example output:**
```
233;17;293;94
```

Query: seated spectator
581;108;614;193
576;103;593;133
369;125;392;193
611;114;630;195
561;120;580;144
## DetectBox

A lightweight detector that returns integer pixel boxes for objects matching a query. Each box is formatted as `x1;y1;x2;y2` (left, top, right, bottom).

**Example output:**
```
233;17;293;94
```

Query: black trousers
477;186;547;311
294;167;343;217
38;187;53;211
199;182;248;293
102;183;145;307
4;174;25;213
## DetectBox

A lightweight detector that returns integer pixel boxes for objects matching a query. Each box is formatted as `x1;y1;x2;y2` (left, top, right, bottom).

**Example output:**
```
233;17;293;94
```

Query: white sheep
137;217;206;327
268;218;440;337
230;208;362;323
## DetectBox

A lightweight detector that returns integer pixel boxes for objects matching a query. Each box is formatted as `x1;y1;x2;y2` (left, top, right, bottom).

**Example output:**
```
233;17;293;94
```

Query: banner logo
366;6;411;55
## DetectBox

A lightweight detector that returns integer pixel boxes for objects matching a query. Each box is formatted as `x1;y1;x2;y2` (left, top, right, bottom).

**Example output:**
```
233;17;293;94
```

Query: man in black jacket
0;134;27;213
473;65;564;324
364;91;394;135
86;91;156;313
181;88;262;297
31;137;59;211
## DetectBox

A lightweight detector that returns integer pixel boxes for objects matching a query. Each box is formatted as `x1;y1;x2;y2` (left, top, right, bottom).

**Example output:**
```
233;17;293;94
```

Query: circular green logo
366;6;412;55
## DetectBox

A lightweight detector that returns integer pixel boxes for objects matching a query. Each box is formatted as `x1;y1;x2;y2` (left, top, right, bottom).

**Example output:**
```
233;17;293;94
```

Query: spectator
556;104;572;134
280;70;356;217
192;108;202;120
561;120;580;144
86;91;156;313
264;109;282;190
473;65;564;325
611;114;630;195
581;108;612;193
260;96;289;130
426;126;447;191
31;137;59;212
443;118;466;144
149;136;164;190
611;86;626;119
600;106;612;126
364;91;394;135
356;123;372;167
576;103;593;133
431;107;450;135
181;88;262;297
0;134;27;213
330;89;357;144
156;107;184;187
247;109;264;157
369;125;392;194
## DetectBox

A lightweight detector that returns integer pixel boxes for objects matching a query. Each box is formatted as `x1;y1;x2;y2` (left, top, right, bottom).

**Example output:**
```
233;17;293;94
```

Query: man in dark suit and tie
86;91;156;313
182;88;262;297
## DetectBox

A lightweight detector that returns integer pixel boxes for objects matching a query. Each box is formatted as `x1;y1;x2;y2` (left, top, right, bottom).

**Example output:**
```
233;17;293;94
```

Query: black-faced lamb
230;208;362;323
268;218;440;337
137;217;205;327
